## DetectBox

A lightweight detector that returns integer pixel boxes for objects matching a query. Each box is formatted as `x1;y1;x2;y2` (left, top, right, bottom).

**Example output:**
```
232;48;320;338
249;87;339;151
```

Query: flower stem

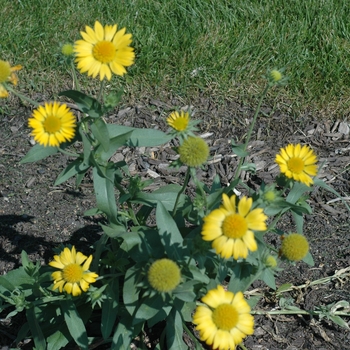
6;86;40;107
97;79;105;103
172;167;191;217
182;322;202;347
70;60;80;91
233;84;270;182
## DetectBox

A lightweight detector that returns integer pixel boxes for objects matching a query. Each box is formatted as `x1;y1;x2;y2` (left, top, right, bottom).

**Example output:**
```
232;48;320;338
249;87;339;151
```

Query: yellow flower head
147;258;181;293
275;144;318;186
0;60;22;98
201;194;267;260
49;246;98;296
178;136;209;167
61;43;74;57
280;233;309;261
74;20;135;80
167;111;190;132
28;102;76;147
193;285;254;350
270;69;282;82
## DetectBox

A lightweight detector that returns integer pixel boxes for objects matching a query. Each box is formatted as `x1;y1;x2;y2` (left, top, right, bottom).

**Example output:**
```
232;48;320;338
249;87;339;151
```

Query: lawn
2;0;350;115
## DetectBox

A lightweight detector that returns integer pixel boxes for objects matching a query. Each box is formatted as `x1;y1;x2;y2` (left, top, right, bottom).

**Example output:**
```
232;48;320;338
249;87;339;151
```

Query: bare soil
0;96;350;349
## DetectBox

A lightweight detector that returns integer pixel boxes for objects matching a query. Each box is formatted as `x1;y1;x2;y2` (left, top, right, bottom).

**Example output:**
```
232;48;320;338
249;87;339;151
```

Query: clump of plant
0;20;349;350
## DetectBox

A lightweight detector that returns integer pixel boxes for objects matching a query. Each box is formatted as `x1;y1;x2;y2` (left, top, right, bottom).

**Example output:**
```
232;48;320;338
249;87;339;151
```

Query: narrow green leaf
156;202;183;259
61;299;88;348
302;251;314;266
54;158;90;186
231;140;249;157
93;166;119;225
166;308;187;350
59;90;103;118
107;124;172;147
47;330;70;350
91;118;110;152
276;283;292;294
286;182;310;204
20;144;58;164
134;294;163;324
123;266;141;316
26;307;46;350
102;280;119;339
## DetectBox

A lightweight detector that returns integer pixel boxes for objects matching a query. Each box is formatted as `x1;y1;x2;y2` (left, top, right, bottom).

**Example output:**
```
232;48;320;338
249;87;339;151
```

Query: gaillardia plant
1;21;348;350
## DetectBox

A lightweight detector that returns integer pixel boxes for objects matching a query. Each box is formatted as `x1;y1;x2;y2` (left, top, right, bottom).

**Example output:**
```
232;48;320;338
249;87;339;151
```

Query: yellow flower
201;194;267;260
49;246;98;296
61;43;74;57
178;136;209;167
167;111;190;132
0;60;22;98
280;233;309;261
74;20;135;80
28;102;76;147
147;258;181;293
193;285;254;350
275;144;317;186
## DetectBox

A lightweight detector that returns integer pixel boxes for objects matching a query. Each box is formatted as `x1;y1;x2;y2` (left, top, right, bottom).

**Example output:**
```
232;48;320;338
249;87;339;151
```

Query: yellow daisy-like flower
147;258;181;293
193;285;254;350
167;111;190;132
74;20;135;80
0;60;22;98
49;246;98;297
201;194;267;260
275;144;318;186
178;136;209;167
28;102;76;147
280;233;309;261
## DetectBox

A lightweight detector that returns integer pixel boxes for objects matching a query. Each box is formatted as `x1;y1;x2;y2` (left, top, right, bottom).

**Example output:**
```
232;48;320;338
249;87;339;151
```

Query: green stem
70;59;80;91
233;84;270;182
172;167;191;217
252;309;350;317
238;343;249;350
6;86;40;107
97;79;105;103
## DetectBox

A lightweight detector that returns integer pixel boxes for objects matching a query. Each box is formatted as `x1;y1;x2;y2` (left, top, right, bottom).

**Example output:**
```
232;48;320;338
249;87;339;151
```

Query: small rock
338;121;349;135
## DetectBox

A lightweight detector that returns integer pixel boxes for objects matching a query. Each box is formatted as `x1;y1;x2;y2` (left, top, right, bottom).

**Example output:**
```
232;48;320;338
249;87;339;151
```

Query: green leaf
156;201;183;259
123;266;141;316
228;263;259;293
286;182;310;204
328;315;350;329
47;331;70;350
133;184;185;211
93;166;119;225
231;140;249;157
134;294;163;324
302;251;314;266
96;130;133;162
60;90;103;118
54;158;90;186
173;281;197;302
91;118;110;152
26;307;46;350
102;280;119;339
101;224;127;238
61;299;88;348
107;124;172;147
276;283;292;294
20;144;58;164
260;269;276;289
111;308;136;350
166;308;187;350
21;250;30;270
0;266;35;292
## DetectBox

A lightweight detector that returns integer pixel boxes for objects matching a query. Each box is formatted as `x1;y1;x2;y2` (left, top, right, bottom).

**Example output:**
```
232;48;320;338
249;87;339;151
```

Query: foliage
1;19;349;350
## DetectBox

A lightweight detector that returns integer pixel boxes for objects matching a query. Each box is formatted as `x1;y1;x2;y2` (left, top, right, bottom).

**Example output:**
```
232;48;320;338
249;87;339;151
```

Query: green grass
2;0;350;115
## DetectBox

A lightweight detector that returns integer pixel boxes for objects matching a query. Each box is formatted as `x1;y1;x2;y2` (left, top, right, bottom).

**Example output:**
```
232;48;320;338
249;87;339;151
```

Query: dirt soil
0;95;350;350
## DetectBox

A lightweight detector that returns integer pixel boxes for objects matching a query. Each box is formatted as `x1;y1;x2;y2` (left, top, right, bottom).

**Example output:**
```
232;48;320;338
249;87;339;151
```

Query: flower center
172;117;188;131
287;157;304;174
222;214;248;239
212;303;239;331
148;259;181;293
92;41;116;63
43;115;62;134
0;60;11;83
62;263;83;283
